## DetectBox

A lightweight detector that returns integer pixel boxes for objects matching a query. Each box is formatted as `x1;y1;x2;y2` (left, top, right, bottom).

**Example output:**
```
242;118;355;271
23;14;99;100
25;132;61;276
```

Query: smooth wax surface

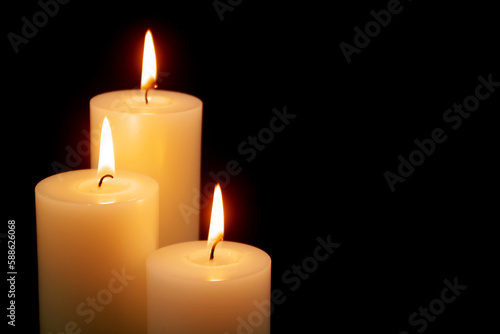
90;89;202;247
35;169;159;334
147;241;271;334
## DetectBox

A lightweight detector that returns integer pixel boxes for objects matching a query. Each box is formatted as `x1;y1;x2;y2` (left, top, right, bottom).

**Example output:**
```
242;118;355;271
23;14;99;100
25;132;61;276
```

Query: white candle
35;118;159;333
90;30;202;247
147;185;271;334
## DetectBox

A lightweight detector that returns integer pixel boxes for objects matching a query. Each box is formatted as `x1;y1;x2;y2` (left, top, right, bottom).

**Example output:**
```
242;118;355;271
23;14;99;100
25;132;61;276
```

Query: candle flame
208;184;224;248
97;117;115;176
141;30;157;90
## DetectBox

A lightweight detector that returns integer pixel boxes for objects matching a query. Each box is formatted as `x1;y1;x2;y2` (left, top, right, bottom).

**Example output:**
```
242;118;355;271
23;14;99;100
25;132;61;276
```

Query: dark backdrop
3;0;498;333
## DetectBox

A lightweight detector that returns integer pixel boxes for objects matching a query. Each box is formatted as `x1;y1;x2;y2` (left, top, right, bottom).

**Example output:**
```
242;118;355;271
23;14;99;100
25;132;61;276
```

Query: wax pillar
35;170;159;333
147;241;271;334
90;89;202;246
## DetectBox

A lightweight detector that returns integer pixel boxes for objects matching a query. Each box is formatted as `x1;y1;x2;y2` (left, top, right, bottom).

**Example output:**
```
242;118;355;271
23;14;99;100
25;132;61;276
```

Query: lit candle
147;185;271;334
35;117;159;334
89;30;202;247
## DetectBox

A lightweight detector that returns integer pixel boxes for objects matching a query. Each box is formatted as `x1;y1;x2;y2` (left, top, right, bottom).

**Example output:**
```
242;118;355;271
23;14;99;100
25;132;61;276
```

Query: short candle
146;185;271;334
35;118;159;333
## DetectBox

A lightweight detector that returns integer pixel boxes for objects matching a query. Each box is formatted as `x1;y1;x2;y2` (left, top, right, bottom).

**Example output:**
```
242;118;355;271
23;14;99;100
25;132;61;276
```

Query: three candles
35;30;271;334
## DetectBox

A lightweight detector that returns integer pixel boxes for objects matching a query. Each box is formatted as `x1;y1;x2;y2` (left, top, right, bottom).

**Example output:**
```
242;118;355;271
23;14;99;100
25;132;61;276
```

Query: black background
2;0;498;333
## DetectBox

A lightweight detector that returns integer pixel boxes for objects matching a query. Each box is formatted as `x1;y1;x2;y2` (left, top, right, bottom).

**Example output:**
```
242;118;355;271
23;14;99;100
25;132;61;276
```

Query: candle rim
147;240;271;282
35;169;159;206
90;89;202;115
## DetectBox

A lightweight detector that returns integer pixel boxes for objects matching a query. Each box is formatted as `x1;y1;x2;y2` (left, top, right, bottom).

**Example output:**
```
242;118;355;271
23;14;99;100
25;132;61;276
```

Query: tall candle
35;118;159;333
147;185;271;334
90;30;202;247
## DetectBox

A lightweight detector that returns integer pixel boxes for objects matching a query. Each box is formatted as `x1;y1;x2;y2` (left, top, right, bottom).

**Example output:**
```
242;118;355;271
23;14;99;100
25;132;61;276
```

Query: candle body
35;170;159;334
90;90;202;247
147;241;271;334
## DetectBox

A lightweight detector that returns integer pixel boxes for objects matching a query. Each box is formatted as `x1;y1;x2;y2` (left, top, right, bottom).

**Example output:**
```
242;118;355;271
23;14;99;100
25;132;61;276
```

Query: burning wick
98;174;114;188
144;83;158;104
209;235;223;261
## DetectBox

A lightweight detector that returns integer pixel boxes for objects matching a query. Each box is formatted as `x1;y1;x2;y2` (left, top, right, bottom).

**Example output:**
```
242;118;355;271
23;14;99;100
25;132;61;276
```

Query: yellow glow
208;184;224;248
141;30;157;90
97;117;115;176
